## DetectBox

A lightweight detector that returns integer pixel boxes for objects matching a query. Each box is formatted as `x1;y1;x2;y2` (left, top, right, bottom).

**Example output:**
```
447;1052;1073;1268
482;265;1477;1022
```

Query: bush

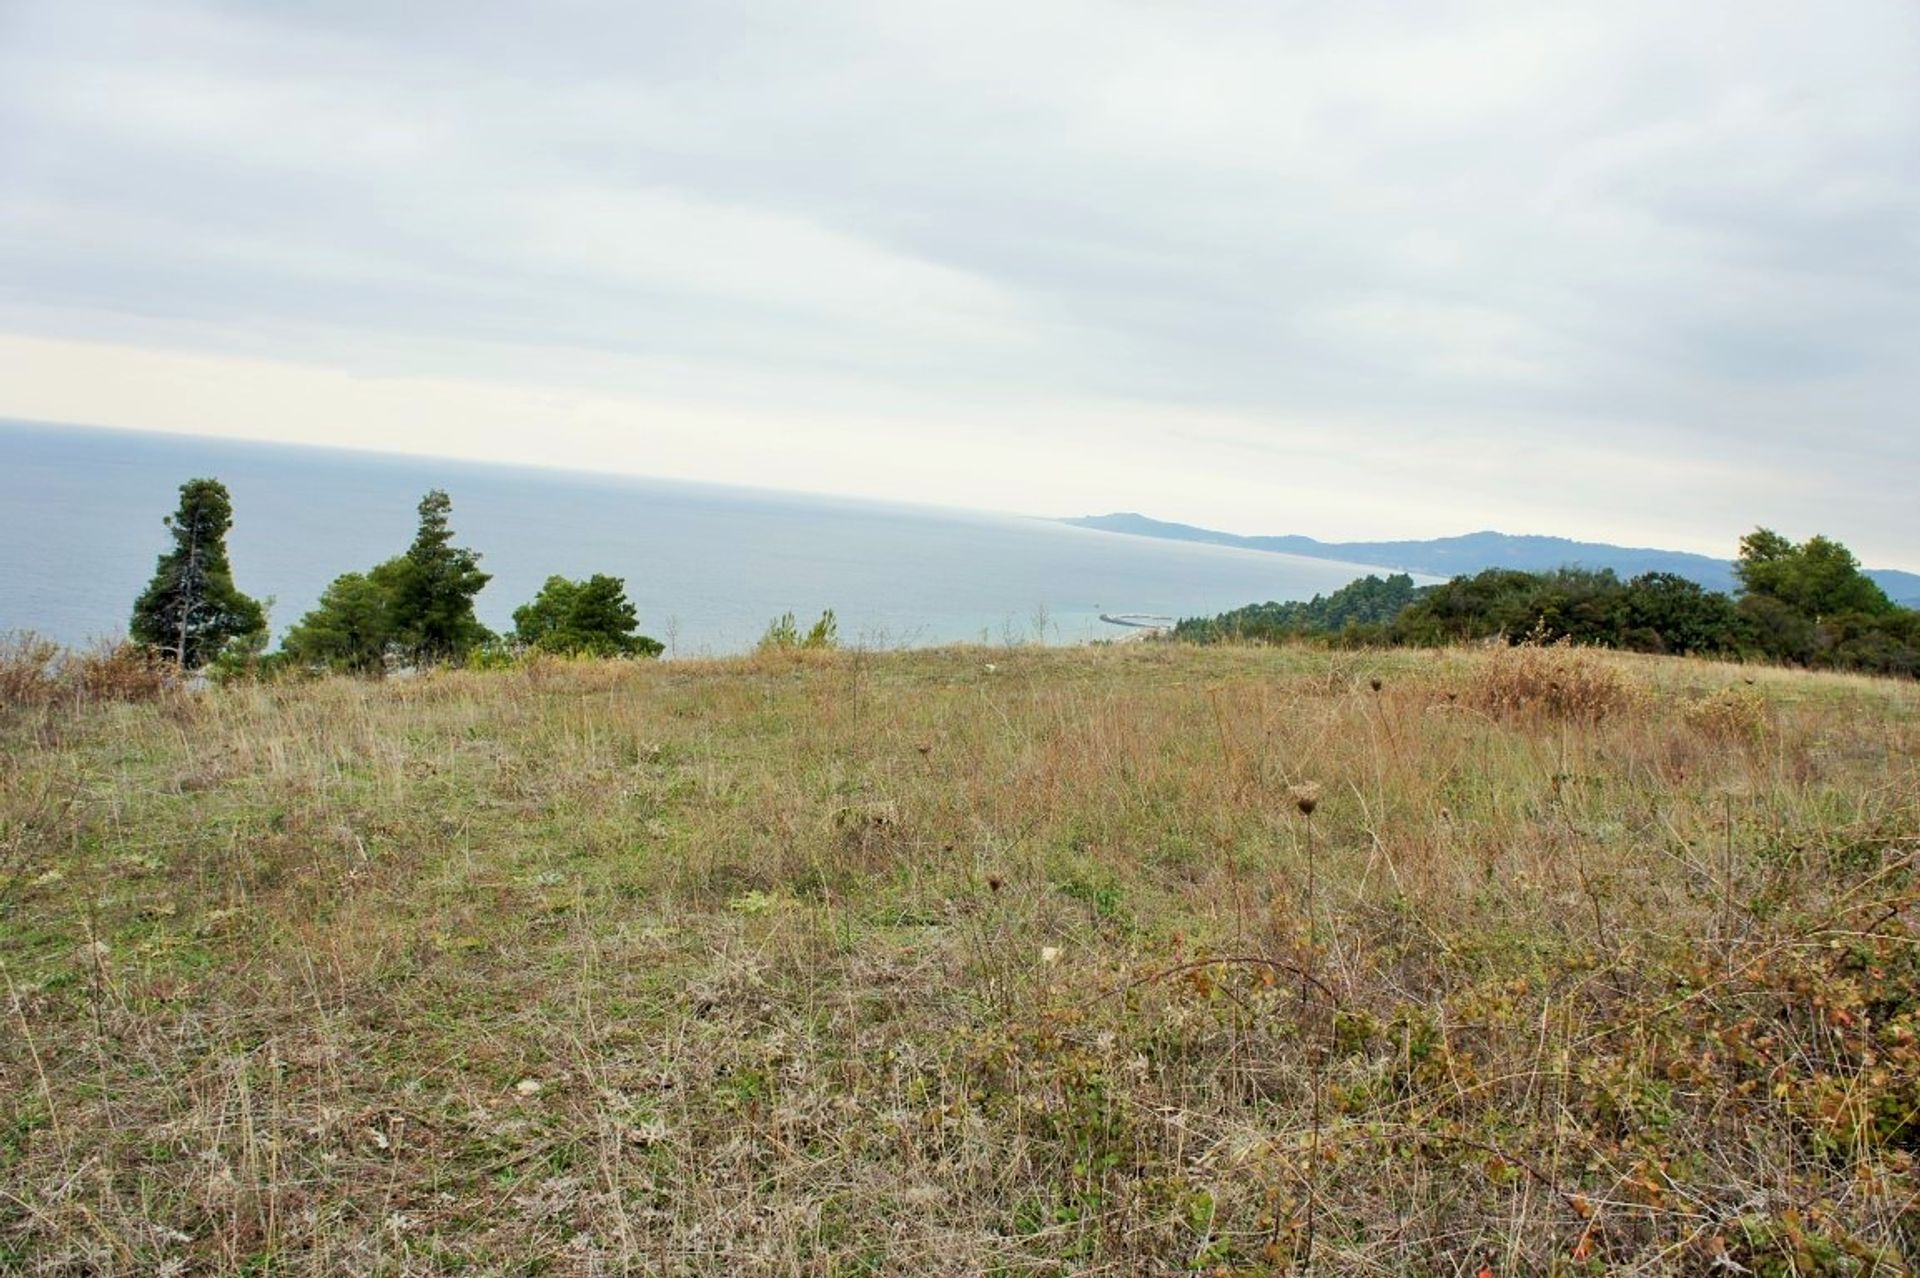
69;642;173;702
463;640;533;671
758;609;839;652
1814;611;1920;678
1684;686;1770;744
1465;640;1643;722
0;634;173;708
0;632;61;707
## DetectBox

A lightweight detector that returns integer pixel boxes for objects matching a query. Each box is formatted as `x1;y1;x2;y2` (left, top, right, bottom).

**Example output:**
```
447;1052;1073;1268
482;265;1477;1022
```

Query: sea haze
0;420;1414;655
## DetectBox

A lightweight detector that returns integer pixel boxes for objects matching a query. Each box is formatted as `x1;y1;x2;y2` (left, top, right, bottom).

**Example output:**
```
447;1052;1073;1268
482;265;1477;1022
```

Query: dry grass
2;642;1917;1275
1465;638;1646;723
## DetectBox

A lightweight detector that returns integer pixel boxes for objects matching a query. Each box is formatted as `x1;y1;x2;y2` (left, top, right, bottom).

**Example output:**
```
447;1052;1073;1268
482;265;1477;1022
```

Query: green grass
2;641;1918;1274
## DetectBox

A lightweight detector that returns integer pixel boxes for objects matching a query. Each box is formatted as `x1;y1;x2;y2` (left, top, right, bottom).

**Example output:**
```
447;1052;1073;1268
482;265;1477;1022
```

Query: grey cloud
1;0;1916;562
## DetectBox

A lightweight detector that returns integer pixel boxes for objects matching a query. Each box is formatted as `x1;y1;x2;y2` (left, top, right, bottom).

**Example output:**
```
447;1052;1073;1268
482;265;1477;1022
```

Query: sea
0;419;1407;656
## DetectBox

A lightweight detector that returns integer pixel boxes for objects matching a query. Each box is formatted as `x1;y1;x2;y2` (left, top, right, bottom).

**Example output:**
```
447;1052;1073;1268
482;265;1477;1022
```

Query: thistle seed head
1289;782;1321;817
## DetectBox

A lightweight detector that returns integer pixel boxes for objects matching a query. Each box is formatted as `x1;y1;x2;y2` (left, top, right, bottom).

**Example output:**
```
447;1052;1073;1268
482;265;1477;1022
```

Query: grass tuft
1465;638;1645;722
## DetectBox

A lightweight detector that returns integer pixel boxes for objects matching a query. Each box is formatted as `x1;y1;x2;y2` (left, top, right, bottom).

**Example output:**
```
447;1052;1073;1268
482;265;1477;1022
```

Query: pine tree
281;567;397;675
512;574;660;657
568;575;650;655
510;575;581;651
129;478;266;668
386;490;492;663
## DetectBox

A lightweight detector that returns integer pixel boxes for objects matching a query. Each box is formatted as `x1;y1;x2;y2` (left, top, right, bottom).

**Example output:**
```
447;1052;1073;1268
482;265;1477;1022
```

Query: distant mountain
1063;513;1920;607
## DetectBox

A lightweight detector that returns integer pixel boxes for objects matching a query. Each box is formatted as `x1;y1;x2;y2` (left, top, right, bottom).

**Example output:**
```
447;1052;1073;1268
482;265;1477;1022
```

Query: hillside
4;645;1918;1273
1066;512;1920;604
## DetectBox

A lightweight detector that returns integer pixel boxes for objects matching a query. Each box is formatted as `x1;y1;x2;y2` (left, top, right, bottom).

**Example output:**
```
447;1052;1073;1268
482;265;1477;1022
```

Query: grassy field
3;641;1918;1275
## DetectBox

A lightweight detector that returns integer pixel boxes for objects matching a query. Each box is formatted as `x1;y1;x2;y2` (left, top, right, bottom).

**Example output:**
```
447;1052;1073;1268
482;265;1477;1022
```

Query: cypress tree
129;478;266;668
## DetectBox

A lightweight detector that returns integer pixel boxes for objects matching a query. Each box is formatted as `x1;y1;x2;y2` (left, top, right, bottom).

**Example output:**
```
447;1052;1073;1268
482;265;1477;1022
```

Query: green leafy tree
1735;528;1895;619
1618;572;1744;655
1392;568;1588;645
129;478;267;668
512;574;661;657
387;490;493;663
281;565;400;674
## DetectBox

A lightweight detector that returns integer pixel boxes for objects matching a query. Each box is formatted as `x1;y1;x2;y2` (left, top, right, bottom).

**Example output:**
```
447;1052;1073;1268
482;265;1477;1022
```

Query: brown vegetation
0;631;174;713
2;642;1917;1274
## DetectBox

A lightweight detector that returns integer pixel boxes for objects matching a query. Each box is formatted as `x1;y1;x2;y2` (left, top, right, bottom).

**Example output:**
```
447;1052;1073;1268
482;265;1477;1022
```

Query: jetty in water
1099;613;1176;631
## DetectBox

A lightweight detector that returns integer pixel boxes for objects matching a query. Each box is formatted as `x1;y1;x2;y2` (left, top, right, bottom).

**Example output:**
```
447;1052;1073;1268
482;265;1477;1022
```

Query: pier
1098;613;1176;633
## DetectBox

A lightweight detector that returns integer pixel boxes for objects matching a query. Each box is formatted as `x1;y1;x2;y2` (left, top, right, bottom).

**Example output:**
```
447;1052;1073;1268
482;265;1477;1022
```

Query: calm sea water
0;420;1405;655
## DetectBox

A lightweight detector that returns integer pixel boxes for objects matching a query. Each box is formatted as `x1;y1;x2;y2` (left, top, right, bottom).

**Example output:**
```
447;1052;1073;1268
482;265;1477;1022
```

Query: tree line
1178;529;1920;678
127;479;1918;680
129;479;662;675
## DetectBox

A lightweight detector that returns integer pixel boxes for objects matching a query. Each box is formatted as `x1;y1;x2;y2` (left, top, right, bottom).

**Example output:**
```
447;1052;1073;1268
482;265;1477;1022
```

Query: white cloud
0;0;1915;567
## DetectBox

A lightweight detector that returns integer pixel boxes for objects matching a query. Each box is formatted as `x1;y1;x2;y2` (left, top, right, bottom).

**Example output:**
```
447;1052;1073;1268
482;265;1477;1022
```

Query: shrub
758;609;839;652
1684;686;1770;744
68;641;173;702
0;634;172;708
0;632;62;706
206;647;303;686
804;608;839;649
463;640;525;672
1465;639;1643;722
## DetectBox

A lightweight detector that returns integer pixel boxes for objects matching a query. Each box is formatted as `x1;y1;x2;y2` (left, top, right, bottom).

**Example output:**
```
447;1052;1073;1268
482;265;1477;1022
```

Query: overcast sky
2;1;1916;566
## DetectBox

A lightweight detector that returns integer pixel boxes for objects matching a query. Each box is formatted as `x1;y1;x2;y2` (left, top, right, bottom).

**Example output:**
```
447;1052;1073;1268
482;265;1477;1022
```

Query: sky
1;0;1916;567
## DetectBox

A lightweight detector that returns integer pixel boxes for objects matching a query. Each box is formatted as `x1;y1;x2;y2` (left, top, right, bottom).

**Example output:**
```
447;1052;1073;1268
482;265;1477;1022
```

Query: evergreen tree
757;609;840;652
511;575;578;650
129;478;266;668
387;490;492;663
281;566;398;675
512;574;661;657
